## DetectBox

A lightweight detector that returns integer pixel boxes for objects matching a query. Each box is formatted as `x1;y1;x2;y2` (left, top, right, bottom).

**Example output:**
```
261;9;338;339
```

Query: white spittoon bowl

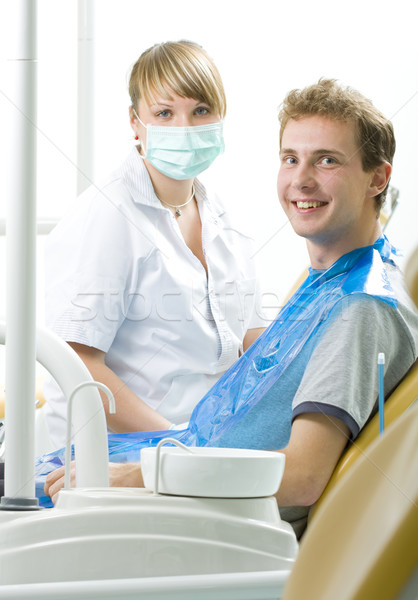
141;445;285;498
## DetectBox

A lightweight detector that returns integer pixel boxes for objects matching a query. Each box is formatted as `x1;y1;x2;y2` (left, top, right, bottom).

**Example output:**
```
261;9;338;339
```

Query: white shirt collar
120;147;225;220
119;147;160;208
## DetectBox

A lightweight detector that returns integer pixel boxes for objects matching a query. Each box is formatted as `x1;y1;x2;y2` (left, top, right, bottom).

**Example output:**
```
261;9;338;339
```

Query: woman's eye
157;110;171;118
195;106;210;116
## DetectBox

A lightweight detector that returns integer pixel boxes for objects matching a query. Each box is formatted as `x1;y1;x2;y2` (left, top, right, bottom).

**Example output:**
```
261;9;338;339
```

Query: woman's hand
44;461;144;504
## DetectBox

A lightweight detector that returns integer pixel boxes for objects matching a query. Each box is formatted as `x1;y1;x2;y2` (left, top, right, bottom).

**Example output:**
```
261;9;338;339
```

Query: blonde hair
278;79;396;211
129;40;226;119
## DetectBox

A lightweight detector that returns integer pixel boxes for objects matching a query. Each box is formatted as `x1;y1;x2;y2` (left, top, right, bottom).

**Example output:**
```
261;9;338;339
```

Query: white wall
0;0;417;332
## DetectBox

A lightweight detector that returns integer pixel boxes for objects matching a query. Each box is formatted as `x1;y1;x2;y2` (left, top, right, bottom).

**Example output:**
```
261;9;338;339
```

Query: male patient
45;79;418;537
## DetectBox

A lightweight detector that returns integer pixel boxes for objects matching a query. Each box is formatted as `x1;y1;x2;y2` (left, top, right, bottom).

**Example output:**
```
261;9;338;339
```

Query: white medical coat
44;148;265;448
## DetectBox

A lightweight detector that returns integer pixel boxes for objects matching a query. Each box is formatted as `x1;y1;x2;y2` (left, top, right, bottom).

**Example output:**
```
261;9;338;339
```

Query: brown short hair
278;79;396;211
129;40;226;119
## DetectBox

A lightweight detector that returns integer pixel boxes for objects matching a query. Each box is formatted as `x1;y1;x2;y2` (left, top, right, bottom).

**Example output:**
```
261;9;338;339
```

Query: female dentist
43;40;265;449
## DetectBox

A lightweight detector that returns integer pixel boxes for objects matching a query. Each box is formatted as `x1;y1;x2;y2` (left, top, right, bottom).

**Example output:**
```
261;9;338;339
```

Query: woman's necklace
160;186;195;217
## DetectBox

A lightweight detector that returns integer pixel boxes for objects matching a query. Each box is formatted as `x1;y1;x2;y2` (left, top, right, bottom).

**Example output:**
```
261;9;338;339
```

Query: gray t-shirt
214;262;418;538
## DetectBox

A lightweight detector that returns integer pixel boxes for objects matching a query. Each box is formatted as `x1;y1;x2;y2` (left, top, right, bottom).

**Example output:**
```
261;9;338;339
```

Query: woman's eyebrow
150;101;173;108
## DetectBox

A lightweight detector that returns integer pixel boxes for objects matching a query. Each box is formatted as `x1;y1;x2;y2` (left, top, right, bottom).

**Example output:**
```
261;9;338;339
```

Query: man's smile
291;200;328;210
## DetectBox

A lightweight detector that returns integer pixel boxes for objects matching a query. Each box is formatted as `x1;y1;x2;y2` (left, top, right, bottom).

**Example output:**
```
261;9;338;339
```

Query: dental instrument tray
141;441;285;498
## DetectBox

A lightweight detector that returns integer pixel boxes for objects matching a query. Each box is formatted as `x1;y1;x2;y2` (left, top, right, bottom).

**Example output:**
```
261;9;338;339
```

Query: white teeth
296;201;325;209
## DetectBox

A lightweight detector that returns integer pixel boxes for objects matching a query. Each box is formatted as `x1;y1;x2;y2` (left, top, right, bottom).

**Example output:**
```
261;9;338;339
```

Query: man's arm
275;412;350;507
44;411;349;505
68;342;172;433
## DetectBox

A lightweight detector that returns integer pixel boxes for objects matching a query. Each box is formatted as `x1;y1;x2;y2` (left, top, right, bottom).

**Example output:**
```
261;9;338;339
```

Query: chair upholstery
406;243;418;308
283;400;418;600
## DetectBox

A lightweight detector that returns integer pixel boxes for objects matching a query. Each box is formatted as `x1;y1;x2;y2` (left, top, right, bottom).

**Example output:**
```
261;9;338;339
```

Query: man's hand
44;461;144;504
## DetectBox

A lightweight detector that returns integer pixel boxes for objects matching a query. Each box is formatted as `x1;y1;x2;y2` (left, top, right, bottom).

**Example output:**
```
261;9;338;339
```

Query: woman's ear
129;106;141;142
367;161;392;197
129;106;137;128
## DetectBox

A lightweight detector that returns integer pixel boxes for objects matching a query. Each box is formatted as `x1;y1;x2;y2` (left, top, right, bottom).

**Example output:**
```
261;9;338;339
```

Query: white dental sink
0;487;297;583
0;486;297;599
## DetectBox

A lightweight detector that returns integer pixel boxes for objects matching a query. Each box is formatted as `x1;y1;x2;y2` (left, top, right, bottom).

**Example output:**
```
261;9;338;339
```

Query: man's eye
284;156;297;164
320;157;336;165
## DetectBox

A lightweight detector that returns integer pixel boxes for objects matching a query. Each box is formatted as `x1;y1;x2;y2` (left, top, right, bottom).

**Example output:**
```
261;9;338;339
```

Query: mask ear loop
132;108;145;145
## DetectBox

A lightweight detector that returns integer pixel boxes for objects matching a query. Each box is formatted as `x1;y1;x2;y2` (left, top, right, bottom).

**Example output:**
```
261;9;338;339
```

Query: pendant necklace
160;186;195;217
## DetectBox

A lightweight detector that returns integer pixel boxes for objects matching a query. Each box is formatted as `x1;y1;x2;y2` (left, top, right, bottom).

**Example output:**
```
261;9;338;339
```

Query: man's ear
367;161;392;198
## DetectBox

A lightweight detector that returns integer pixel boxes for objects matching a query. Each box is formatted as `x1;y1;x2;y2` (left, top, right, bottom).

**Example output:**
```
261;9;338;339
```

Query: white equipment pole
77;0;95;194
2;0;39;508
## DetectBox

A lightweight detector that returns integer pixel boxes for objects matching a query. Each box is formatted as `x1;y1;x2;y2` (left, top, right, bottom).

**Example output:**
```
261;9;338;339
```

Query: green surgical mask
134;111;224;180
